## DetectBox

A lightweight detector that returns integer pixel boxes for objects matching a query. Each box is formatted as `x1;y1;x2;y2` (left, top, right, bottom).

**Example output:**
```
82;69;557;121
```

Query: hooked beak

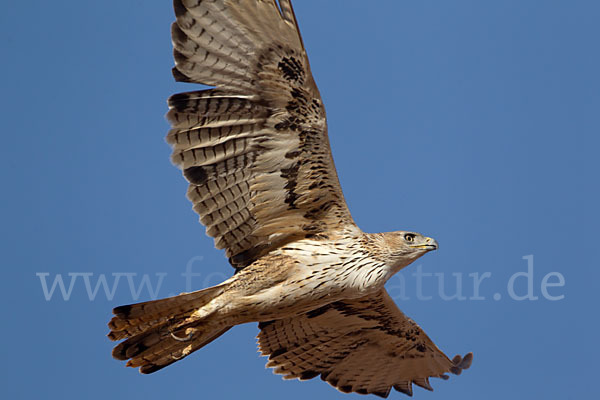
410;237;438;251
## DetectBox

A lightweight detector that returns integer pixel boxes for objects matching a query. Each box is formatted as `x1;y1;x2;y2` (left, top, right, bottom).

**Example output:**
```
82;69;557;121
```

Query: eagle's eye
404;234;415;242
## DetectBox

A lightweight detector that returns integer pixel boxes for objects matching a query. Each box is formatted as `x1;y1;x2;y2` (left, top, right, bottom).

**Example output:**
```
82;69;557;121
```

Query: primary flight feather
108;0;472;397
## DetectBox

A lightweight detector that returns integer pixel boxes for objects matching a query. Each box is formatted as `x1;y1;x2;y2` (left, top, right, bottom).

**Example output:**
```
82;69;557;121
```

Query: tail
108;284;231;374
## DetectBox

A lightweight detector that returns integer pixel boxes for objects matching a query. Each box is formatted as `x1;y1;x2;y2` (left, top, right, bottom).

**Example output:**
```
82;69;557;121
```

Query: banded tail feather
108;283;231;374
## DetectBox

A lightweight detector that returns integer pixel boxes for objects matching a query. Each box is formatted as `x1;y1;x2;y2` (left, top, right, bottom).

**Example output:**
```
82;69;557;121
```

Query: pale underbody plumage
108;0;472;397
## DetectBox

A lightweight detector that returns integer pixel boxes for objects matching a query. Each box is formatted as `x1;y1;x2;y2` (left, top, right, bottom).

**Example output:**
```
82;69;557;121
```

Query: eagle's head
379;231;438;270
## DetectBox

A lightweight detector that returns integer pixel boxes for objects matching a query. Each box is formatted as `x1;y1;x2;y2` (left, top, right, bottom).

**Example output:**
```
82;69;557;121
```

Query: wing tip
450;352;474;374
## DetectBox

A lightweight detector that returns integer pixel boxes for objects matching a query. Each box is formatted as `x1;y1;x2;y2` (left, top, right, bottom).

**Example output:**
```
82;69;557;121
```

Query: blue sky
2;1;599;398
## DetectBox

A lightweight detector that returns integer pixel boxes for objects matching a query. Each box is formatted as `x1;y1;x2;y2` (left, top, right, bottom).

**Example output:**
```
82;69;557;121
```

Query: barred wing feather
258;289;473;398
167;0;357;268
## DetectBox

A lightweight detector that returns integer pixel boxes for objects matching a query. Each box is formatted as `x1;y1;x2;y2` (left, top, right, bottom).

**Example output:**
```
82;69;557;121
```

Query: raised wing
258;289;473;398
167;0;357;269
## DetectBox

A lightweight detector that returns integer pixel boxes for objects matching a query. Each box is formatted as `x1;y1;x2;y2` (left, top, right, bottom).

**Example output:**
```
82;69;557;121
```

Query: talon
170;330;193;342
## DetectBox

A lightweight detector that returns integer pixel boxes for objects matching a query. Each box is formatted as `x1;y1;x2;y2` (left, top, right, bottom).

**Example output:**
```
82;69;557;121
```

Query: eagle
108;0;473;397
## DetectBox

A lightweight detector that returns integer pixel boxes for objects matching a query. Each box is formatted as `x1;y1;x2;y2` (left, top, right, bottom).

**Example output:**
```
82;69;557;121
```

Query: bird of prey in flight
108;0;473;397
